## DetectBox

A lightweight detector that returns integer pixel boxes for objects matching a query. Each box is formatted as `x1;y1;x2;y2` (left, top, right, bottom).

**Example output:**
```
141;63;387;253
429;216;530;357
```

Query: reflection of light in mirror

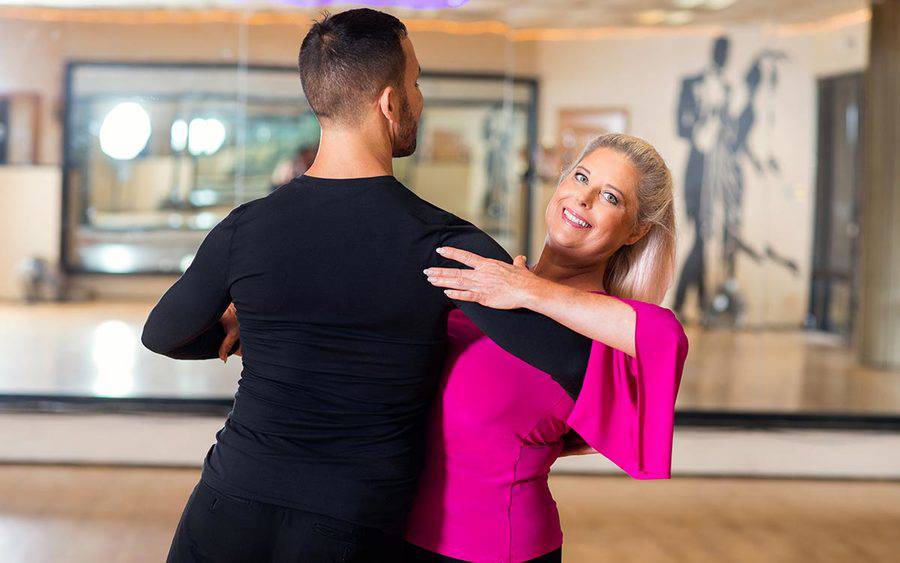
171;119;188;152
167;213;185;228
91;320;136;397
188;118;227;156
195;212;216;229
97;245;137;273
99;102;151;160
180;253;195;273
189;189;218;207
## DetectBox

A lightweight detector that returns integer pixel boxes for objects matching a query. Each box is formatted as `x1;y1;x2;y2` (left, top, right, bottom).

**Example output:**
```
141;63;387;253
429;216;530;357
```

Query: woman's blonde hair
559;133;676;305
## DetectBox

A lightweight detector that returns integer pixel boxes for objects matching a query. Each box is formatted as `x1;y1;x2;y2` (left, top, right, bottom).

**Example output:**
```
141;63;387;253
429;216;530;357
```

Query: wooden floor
0;465;897;562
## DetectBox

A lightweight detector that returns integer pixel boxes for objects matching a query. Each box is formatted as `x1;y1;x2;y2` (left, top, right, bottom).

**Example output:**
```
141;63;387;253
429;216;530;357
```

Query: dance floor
0;465;897;563
1;300;899;416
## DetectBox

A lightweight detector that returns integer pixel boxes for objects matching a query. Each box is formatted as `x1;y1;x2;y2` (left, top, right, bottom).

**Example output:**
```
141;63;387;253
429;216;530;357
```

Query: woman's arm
424;246;637;357
523;280;636;357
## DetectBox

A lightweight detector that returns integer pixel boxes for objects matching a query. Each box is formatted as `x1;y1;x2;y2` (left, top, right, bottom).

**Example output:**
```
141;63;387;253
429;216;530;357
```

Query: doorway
808;72;863;335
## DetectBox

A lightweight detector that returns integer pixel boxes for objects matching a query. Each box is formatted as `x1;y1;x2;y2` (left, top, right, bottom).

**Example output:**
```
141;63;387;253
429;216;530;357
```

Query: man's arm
435;219;592;396
141;206;244;360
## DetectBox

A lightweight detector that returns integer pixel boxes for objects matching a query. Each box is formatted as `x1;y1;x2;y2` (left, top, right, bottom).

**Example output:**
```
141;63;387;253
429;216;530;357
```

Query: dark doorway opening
0;99;9;164
809;73;863;336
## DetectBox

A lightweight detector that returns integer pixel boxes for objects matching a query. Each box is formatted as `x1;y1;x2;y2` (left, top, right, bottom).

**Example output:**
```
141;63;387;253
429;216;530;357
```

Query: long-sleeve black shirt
142;174;590;535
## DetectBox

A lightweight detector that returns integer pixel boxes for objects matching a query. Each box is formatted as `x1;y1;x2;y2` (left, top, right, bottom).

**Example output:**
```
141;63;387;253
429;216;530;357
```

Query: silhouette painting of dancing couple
673;36;798;326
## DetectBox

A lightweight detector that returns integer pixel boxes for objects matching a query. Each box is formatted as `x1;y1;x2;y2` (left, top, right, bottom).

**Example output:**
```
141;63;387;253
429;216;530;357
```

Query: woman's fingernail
423;269;431;275
427;277;436;283
436;247;445;254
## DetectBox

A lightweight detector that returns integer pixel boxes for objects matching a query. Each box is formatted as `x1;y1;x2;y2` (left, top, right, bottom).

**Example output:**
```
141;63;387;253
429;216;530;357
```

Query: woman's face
544;147;645;263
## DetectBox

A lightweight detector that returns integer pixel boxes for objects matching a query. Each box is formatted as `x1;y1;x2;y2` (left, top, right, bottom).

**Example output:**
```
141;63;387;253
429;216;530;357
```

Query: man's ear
377;86;397;125
626;222;651;246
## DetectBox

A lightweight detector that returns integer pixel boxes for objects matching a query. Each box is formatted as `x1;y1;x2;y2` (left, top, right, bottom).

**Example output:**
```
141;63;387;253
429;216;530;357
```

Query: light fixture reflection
99;102;151;160
91;320;136;397
97;244;137;273
188;118;226;156
170;119;188;152
180;253;195;273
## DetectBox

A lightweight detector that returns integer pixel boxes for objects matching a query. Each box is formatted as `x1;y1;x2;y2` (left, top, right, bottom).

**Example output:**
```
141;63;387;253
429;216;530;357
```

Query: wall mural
673;36;799;326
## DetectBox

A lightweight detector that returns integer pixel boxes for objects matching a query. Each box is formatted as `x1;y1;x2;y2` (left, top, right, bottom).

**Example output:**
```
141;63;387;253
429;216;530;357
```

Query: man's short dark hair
298;8;408;124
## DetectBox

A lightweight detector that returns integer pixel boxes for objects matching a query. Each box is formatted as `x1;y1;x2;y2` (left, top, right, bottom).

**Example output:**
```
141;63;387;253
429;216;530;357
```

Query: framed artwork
557;107;629;168
0;92;40;165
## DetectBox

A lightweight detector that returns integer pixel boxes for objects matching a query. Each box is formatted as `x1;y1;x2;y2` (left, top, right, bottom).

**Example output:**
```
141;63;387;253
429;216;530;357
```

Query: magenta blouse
405;296;689;562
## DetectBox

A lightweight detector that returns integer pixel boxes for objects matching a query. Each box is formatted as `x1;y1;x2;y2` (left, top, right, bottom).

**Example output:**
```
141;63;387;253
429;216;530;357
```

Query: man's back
204;175;459;534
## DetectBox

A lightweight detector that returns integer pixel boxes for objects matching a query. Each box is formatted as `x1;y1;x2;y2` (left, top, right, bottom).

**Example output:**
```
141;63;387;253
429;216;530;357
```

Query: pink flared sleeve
565;297;689;479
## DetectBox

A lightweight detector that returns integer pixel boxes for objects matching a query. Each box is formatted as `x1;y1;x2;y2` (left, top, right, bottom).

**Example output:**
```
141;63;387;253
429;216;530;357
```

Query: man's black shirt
142;174;590;535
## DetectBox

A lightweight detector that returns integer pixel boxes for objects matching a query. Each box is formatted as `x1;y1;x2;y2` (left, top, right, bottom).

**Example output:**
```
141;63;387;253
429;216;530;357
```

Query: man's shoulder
392;180;474;229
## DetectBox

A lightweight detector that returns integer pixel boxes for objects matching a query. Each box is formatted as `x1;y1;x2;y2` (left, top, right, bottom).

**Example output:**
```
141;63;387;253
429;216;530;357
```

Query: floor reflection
0;301;241;399
1;301;898;414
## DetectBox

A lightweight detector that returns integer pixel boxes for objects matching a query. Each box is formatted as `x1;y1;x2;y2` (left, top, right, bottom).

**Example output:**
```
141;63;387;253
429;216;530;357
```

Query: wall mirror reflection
63;62;536;274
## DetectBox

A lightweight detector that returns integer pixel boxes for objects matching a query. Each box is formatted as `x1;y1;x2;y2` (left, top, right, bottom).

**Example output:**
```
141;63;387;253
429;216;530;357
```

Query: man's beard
392;94;419;158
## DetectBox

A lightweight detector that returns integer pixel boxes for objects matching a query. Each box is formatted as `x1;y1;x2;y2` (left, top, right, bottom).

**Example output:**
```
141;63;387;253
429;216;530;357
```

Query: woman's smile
562;207;593;229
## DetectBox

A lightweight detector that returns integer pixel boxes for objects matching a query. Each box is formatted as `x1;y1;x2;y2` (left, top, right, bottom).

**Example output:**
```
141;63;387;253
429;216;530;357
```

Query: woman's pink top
405;296;688;562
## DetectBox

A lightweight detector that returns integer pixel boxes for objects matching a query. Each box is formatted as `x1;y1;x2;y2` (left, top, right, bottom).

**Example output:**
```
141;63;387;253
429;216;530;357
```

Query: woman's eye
574;172;588;184
603;192;619;205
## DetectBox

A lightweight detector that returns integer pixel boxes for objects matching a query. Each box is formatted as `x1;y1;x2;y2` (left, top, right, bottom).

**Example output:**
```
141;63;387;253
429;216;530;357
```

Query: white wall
0;167;60;299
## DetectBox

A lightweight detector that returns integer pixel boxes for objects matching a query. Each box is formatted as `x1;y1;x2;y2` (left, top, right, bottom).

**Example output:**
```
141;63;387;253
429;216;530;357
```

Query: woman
403;133;688;562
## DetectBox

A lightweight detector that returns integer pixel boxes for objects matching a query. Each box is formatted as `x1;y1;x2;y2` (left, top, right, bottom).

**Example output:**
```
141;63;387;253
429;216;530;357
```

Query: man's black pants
167;481;404;562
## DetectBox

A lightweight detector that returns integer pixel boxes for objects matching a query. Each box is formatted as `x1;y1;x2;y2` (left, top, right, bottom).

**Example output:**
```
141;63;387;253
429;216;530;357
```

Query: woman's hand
424;247;547;310
218;303;242;362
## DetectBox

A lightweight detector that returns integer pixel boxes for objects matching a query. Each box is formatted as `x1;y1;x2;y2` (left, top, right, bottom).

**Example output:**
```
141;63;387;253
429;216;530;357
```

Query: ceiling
0;0;869;29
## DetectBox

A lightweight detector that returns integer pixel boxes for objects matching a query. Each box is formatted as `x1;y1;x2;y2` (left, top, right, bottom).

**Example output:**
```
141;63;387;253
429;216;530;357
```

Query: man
143;8;590;562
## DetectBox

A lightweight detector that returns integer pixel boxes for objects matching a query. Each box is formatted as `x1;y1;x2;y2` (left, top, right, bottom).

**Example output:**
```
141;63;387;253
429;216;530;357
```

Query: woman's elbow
662;309;689;359
648;307;688;358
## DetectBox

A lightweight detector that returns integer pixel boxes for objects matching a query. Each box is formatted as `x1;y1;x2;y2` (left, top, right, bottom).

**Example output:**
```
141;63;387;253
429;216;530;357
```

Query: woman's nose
575;192;592;209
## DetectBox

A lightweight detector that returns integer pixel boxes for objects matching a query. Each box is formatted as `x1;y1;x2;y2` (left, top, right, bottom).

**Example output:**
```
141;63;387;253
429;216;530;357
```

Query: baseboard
2;413;899;479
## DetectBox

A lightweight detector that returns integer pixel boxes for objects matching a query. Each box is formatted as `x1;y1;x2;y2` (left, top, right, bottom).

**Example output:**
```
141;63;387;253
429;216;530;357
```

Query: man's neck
305;125;394;179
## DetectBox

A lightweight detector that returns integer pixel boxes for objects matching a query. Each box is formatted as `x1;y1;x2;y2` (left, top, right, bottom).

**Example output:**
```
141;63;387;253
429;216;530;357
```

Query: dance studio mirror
63;63;535;274
0;0;897;432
